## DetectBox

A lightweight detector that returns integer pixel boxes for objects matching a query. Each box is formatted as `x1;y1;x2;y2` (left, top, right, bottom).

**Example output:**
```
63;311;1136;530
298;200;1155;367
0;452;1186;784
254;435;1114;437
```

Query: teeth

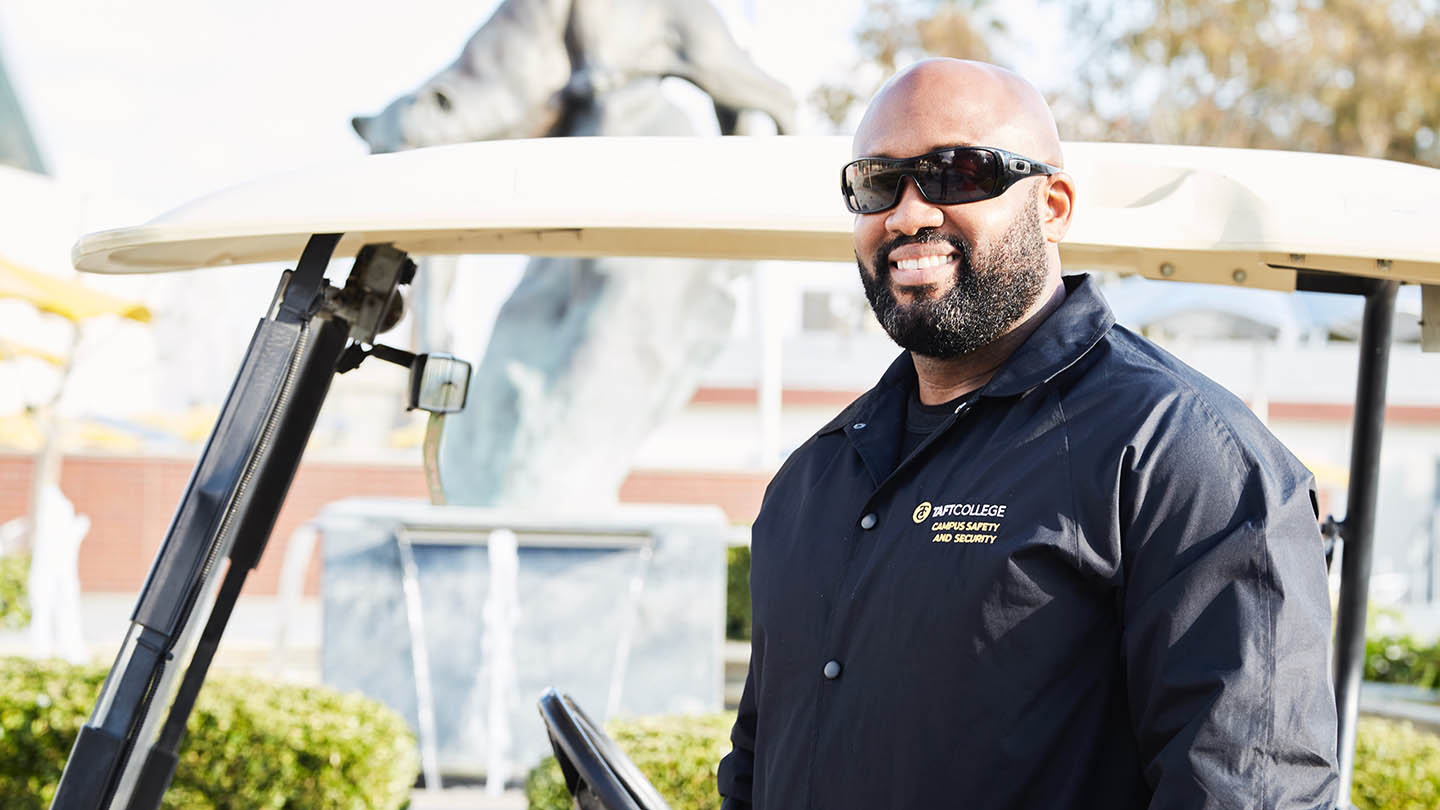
894;254;953;271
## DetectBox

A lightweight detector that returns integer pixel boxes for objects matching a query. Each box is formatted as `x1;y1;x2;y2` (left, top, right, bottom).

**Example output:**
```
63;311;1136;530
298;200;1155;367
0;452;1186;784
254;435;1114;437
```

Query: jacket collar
820;273;1115;435
981;273;1115;397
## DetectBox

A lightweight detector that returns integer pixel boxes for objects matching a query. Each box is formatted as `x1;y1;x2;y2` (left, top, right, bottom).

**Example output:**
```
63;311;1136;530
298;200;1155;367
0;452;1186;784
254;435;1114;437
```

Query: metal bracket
324;243;416;344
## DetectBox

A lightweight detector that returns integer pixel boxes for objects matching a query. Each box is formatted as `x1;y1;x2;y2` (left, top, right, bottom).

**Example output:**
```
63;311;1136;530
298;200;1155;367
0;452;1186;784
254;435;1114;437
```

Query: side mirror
334;344;472;504
410;353;472;505
408;353;471;414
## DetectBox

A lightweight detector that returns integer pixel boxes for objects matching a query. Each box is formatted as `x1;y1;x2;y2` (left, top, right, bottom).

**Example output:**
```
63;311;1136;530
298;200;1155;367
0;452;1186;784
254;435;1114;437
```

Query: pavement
1359;682;1440;734
409;787;527;809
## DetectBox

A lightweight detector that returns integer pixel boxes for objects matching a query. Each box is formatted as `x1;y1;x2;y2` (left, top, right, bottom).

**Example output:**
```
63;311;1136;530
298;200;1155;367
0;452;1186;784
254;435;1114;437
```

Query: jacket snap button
823;660;842;679
852;422;867;430
859;513;878;530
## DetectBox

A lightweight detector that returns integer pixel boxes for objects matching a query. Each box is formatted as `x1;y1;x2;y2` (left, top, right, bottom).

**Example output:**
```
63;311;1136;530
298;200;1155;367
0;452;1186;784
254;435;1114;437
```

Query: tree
816;0;1440;168
1062;0;1440;166
811;0;1003;130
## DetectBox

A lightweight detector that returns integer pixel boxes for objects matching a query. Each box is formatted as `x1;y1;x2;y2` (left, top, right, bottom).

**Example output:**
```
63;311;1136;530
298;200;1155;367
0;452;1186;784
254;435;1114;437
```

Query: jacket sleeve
1119;411;1338;810
717;651;758;809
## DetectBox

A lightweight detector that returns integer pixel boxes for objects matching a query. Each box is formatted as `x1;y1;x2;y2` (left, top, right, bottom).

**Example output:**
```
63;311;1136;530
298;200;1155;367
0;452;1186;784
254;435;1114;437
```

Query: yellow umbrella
130;405;220;443
68;420;144;453
0;254;150;323
0;338;66;366
0;411;42;450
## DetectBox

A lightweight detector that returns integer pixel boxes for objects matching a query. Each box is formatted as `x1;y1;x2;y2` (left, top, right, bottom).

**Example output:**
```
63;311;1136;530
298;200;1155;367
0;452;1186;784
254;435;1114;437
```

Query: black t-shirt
901;388;974;459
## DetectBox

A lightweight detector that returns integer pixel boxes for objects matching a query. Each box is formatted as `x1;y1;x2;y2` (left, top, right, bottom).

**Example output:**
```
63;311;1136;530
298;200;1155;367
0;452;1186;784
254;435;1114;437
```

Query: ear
1039;172;1075;244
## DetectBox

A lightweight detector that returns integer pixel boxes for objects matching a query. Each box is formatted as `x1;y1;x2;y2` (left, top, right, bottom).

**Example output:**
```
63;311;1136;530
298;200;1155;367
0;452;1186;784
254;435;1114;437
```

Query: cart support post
1332;278;1398;805
50;236;420;810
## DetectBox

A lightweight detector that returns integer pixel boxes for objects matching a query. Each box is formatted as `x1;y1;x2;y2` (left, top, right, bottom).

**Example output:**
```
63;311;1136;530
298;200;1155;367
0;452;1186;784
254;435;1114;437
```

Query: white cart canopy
73;136;1440;291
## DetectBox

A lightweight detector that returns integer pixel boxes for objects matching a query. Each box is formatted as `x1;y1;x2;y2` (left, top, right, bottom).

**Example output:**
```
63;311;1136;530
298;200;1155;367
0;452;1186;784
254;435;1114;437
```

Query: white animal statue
353;0;794;507
351;0;795;151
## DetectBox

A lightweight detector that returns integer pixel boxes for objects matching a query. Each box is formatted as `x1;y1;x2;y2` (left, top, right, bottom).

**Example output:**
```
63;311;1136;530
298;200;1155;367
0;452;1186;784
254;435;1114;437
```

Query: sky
0;0;837;219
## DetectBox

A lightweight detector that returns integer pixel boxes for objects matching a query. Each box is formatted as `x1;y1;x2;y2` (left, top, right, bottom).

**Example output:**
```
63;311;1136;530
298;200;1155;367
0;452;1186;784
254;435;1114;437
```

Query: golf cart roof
73;136;1440;291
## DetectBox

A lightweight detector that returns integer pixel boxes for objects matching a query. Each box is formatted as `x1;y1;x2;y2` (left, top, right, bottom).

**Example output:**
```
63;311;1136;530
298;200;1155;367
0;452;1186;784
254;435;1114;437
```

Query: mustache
872;231;971;280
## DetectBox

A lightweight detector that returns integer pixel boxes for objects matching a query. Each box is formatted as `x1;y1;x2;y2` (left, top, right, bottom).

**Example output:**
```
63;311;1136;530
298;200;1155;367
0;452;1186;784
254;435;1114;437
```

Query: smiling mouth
893;254;954;271
889;252;958;287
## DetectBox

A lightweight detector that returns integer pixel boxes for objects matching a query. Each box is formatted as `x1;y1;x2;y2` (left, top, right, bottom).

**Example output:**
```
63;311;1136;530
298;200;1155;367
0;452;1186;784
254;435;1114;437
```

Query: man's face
852;79;1052;358
857;184;1049;358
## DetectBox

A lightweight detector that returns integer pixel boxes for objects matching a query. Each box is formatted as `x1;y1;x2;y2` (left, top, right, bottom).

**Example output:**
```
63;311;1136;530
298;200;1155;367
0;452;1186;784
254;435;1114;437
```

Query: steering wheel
537;688;672;810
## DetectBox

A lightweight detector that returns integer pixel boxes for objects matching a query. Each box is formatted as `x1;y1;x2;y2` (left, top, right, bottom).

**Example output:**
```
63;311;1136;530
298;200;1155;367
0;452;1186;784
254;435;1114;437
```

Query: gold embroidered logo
920;501;1009;544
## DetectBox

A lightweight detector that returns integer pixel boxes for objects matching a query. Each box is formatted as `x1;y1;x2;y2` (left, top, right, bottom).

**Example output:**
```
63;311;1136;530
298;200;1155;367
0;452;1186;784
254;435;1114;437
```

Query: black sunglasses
841;145;1060;214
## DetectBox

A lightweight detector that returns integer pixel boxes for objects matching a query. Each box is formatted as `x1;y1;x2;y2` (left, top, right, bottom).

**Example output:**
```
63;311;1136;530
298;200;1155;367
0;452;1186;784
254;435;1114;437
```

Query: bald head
854;59;1063;168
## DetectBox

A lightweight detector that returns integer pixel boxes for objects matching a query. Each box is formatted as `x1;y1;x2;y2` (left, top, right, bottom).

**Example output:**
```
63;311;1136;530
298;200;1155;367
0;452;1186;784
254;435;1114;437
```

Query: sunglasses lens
844;159;905;214
918;148;1000;205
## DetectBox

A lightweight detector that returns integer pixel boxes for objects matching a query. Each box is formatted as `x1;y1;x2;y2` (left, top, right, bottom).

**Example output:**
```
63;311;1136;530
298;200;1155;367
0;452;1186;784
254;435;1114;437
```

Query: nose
351;115;369;137
884;176;944;235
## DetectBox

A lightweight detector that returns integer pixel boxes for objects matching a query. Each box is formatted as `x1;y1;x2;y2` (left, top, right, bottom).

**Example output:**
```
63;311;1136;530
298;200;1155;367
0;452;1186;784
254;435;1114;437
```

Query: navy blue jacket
718;274;1338;810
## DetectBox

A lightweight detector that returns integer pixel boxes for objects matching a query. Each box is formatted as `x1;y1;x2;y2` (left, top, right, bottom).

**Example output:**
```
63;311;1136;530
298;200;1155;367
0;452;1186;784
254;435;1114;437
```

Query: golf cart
51;135;1440;810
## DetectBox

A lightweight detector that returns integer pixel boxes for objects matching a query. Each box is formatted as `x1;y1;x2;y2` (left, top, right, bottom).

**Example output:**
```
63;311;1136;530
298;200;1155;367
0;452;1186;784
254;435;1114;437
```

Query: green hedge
0;552;30;629
725;546;750;641
1366;633;1440;690
525;711;1440;810
1353;716;1440;810
0;658;419;810
526;713;733;810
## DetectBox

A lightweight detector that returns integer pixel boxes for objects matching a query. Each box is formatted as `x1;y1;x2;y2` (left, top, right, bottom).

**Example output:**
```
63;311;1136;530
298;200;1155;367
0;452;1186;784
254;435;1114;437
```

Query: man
717;59;1338;809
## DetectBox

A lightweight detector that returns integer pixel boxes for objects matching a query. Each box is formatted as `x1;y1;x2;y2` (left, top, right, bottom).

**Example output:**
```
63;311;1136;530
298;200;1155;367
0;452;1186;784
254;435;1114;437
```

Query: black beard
858;196;1049;359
